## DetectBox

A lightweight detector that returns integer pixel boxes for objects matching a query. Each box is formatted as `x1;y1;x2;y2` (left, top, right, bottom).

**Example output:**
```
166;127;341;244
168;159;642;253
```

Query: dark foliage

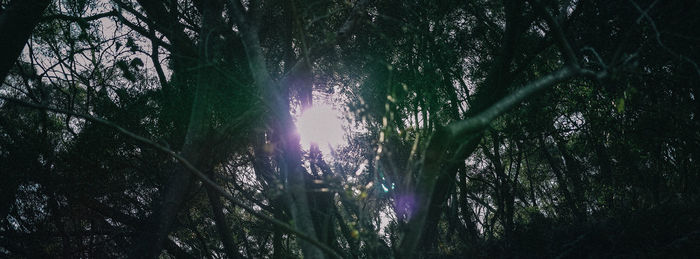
1;0;699;258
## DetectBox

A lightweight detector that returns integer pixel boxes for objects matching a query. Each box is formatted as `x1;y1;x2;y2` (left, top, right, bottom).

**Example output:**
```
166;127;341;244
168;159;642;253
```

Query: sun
296;103;345;154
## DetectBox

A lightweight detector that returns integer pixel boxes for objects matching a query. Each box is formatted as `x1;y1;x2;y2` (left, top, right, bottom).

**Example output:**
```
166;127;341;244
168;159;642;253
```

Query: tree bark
232;11;325;258
398;2;527;256
129;1;223;256
205;174;244;258
0;0;51;83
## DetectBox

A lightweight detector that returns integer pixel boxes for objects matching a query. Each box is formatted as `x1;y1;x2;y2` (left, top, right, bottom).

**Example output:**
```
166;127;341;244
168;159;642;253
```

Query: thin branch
0;95;343;259
533;0;579;65
40;10;118;26
448;65;580;140
226;0;248;27
114;11;173;50
628;0;700;77
281;0;369;86
581;47;607;69
398;64;594;257
150;30;169;87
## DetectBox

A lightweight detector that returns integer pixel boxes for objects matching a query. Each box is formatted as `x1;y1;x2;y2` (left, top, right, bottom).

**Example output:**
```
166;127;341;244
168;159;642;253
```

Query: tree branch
532;0;579;65
398;64;586;257
628;0;700;77
226;0;248;28
40;10;118;26
448;65;580;140
281;0;369;86
0;0;52;83
0;95;343;259
114;11;173;50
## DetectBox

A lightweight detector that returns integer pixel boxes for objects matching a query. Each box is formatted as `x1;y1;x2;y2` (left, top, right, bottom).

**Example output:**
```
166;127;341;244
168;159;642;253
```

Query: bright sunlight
296;103;345;154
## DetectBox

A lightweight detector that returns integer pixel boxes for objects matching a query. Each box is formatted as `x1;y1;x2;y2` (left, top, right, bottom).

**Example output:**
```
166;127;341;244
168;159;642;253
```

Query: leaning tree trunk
397;2;527;257
0;0;51;83
129;0;226;256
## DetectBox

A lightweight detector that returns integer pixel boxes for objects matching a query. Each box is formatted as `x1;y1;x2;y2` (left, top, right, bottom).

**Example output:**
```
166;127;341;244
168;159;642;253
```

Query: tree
1;0;699;258
0;0;52;82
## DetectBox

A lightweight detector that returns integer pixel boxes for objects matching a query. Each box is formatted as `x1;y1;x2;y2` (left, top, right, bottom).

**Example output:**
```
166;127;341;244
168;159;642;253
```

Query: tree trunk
397;2;527;256
236;21;325;259
205;175;244;258
0;0;51;83
130;1;224;256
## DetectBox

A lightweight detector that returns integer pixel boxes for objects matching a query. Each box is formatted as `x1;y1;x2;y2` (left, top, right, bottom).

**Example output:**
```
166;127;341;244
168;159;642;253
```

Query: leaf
130;58;144;68
116;60;135;82
126;37;139;52
616;98;625;113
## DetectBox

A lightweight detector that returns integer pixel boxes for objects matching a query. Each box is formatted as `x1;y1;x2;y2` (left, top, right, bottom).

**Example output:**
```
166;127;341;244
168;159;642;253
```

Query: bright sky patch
296;103;345;154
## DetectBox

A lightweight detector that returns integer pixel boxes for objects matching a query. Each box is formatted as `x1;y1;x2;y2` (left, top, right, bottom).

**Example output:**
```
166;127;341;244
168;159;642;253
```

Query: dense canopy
1;0;699;258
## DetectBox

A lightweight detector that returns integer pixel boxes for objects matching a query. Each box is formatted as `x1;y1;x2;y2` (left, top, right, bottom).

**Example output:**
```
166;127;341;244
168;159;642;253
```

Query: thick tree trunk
206;183;244;258
130;144;211;257
0;0;51;83
237;21;325;259
130;1;224;257
398;2;527;257
540;136;579;219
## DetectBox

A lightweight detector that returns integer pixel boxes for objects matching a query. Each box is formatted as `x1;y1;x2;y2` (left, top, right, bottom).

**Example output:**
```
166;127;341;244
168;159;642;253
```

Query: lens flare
296;103;344;153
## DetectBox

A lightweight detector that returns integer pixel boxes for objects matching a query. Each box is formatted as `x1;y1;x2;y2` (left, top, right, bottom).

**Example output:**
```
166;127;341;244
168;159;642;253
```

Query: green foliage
1;0;699;258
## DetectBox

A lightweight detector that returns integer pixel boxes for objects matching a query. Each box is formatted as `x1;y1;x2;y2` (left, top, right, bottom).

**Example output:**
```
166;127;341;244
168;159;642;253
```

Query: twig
448;65;581;140
41;10;118;26
533;0;579;65
629;0;700;77
0;95;343;259
581;47;607;69
280;0;369;86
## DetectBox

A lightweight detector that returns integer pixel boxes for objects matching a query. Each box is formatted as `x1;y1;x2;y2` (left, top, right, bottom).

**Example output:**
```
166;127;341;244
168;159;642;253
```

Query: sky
295;102;345;154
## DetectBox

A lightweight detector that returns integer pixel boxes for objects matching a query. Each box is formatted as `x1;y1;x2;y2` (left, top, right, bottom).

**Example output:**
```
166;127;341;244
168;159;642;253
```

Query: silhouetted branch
0;95;343;259
41;10;118;26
